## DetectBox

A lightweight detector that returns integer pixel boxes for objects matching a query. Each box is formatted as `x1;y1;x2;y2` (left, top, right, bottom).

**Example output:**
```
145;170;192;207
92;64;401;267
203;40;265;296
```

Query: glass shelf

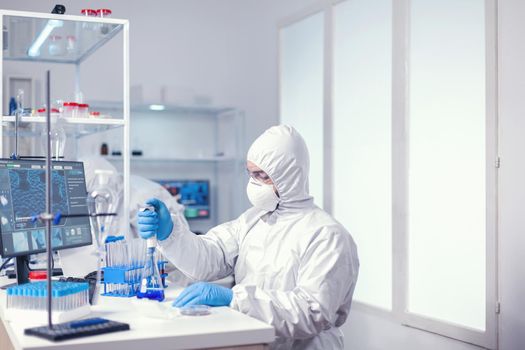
90;100;237;116
106;156;237;163
1;11;124;64
1;115;124;137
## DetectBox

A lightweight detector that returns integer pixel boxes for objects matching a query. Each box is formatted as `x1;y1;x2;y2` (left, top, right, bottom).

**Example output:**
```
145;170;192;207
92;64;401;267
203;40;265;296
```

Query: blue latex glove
173;282;233;307
137;198;174;241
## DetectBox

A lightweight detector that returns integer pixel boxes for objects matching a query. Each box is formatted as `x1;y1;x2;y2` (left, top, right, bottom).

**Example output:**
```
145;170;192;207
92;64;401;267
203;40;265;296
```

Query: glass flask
136;237;165;302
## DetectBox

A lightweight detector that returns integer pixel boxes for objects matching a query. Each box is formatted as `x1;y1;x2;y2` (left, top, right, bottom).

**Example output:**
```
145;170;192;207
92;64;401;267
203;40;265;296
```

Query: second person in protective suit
137;125;359;350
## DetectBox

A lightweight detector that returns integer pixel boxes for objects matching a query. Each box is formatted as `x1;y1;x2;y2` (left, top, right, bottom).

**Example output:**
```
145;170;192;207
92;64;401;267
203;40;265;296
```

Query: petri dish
179;304;211;316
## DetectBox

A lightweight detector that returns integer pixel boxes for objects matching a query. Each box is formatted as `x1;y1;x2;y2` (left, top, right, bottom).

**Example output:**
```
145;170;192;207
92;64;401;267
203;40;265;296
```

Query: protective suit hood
247;125;313;210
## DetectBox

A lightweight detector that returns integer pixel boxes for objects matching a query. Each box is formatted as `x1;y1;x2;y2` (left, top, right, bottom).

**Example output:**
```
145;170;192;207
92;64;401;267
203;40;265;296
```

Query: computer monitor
155;180;210;219
0;159;92;283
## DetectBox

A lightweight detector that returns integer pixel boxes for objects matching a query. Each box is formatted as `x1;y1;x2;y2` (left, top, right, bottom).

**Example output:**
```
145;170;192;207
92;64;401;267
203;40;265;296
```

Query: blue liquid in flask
137;244;165;302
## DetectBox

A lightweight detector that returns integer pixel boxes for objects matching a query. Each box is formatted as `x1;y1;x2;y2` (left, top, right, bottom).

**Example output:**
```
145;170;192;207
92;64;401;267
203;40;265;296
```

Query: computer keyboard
24;317;130;341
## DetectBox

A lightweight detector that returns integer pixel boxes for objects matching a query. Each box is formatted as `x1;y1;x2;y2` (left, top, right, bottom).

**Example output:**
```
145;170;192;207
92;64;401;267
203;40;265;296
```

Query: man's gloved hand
137;198;174;241
173;282;233;307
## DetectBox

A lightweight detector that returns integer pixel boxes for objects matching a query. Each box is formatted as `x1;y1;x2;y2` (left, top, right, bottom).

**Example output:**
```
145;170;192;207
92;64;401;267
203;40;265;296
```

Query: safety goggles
246;169;272;184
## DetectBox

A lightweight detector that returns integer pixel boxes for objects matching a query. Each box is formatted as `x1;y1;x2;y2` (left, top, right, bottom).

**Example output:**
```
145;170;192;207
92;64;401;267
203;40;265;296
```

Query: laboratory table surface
0;276;274;350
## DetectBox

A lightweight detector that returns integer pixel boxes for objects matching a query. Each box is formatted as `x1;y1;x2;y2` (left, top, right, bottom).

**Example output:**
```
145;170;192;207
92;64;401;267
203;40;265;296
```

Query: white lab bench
0;276;274;350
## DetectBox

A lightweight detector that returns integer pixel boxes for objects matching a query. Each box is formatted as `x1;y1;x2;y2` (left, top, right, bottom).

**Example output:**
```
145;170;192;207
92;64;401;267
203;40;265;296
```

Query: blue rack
102;261;168;298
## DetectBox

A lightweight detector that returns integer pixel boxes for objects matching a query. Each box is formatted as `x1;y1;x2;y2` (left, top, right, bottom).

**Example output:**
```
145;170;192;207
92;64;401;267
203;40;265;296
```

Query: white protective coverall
158;125;359;349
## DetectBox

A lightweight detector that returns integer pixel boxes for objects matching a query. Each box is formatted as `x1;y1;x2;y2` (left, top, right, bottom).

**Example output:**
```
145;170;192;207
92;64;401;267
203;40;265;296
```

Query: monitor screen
0;159;92;257
155;180;210;219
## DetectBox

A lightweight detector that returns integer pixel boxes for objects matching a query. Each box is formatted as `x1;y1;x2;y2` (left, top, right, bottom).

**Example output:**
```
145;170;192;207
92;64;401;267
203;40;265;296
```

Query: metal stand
27;71;118;334
44;70;53;328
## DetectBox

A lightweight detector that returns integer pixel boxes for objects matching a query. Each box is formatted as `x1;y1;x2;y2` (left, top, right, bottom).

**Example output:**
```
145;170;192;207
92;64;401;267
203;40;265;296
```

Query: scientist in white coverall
137;125;359;349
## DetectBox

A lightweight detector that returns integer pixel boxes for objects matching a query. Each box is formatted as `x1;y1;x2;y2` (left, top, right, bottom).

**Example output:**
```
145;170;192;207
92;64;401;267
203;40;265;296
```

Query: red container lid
81;9;96;16
90;111;101;116
29;271;47;280
78;103;89;108
96;9;112;16
63;102;79;107
38;108;60;113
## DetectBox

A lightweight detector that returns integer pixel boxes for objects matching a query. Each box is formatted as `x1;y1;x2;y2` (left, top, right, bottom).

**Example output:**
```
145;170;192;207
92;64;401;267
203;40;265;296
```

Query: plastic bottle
78;103;89;118
48;35;64;56
97;9;112;35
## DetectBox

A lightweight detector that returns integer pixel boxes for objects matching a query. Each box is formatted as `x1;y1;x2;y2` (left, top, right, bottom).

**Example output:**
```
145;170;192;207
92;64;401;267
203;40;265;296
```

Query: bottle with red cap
78;103;89;118
66;35;76;54
96;9;112;35
80;9;97;31
37;107;60;117
80;8;97;17
63;102;79;118
48;35;64;56
97;9;112;18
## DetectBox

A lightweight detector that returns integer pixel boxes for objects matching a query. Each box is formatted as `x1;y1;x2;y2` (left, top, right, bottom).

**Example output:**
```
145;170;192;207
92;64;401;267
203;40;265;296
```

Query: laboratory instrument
154;179;210;219
136;207;165;302
136;239;165;301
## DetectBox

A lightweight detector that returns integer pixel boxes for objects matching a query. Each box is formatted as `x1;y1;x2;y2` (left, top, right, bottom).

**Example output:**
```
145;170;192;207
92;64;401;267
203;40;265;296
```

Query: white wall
497;0;525;349
342;306;484;350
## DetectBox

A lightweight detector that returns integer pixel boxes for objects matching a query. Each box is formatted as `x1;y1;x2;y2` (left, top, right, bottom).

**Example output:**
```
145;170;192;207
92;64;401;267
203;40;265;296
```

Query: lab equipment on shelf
4;281;91;323
37;107;59;116
40;114;67;160
78;103;89;118
102;236;167;298
63;102;78;118
48;35;64;56
66;35;76;54
80;8;97;17
97;9;112;35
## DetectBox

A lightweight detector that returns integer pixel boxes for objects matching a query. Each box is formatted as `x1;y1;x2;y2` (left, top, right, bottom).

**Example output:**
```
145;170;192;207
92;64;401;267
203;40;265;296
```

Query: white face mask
246;179;279;212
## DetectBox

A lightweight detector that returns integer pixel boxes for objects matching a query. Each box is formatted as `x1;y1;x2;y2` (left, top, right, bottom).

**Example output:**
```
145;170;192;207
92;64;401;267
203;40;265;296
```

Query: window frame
278;0;498;348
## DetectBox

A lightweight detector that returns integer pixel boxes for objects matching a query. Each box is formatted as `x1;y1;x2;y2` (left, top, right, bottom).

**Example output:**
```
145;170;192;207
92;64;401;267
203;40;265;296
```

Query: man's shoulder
294;208;353;243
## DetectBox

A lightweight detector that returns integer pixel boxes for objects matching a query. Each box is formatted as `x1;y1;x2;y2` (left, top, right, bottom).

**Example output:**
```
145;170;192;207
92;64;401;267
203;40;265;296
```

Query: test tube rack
4;281;91;324
101;261;168;298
